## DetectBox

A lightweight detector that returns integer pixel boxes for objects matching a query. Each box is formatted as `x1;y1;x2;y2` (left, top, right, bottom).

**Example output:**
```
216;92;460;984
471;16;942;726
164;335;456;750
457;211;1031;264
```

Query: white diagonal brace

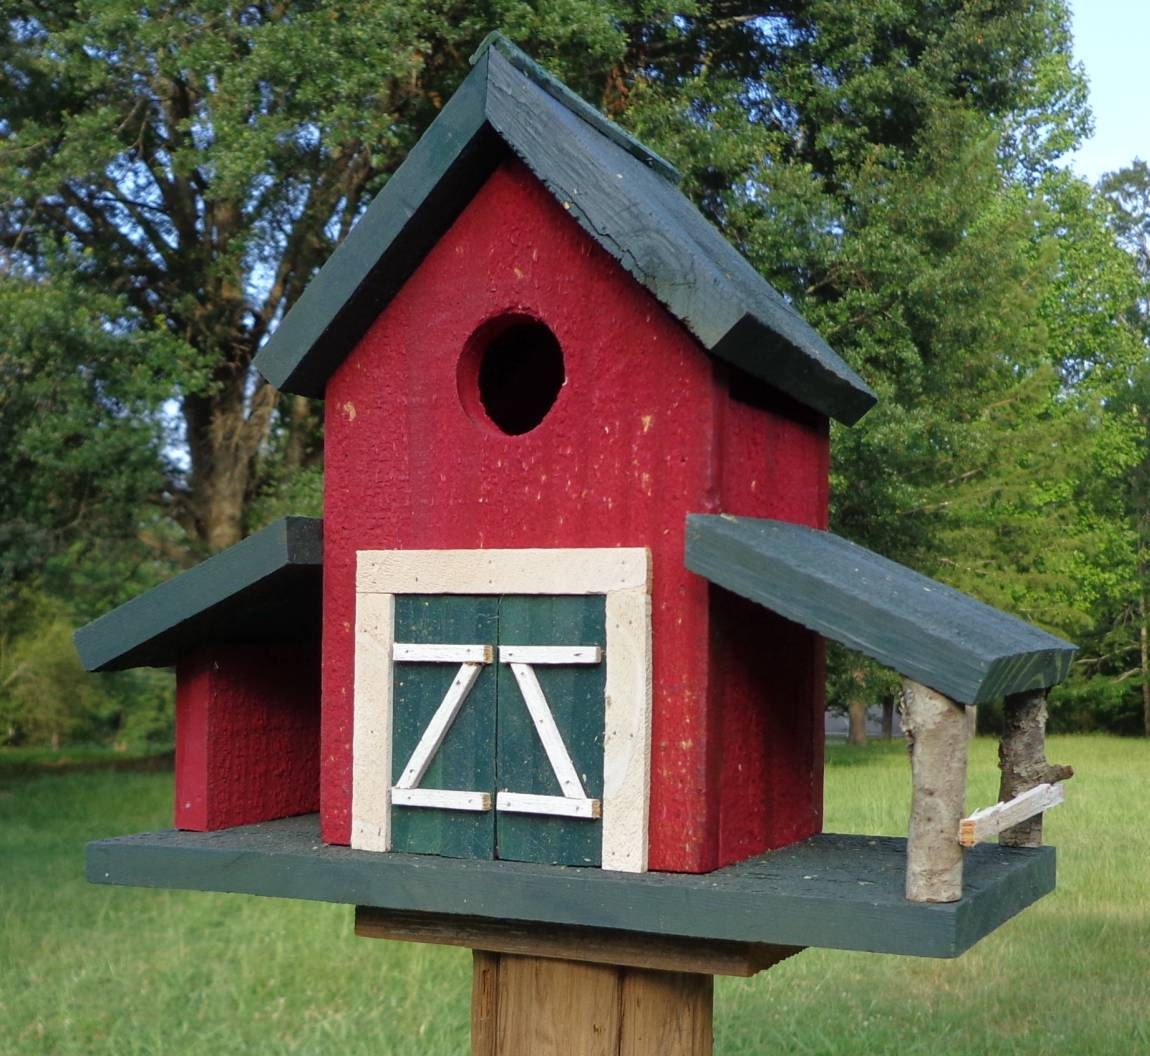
507;662;587;800
393;661;485;791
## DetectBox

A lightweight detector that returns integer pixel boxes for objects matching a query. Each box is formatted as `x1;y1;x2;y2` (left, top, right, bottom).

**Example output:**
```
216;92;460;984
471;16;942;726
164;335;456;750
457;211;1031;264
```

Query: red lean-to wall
321;158;828;872
174;644;320;831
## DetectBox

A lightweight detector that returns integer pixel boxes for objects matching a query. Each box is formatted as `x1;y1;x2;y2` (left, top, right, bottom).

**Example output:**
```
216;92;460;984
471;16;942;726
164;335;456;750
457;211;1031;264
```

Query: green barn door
496;595;605;867
390;595;499;859
388;593;605;866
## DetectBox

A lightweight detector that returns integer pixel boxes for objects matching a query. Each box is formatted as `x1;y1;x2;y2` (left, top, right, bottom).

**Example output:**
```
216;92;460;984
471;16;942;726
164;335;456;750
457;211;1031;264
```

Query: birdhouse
78;36;1075;966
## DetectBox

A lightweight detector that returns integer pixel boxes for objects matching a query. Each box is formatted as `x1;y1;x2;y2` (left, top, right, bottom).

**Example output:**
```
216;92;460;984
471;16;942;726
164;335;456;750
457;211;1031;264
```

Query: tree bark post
998;689;1074;847
472;951;712;1056
900;678;969;903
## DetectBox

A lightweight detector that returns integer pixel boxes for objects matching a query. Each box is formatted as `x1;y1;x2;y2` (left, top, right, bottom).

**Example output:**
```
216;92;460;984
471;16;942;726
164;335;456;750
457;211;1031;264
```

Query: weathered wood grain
354;907;799;977
901;679;969;902
493;955;622;1056
470;32;681;184
74;516;322;672
252;36;875;423
472;950;499;1056
618;969;712;1056
466;950;714;1056
86;816;1057;958
998;689;1074;847
685;515;1077;705
959;783;1065;848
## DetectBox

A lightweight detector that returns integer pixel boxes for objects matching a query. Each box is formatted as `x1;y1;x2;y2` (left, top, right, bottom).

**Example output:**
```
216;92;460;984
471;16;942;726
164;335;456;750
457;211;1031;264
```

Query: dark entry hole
475;320;565;435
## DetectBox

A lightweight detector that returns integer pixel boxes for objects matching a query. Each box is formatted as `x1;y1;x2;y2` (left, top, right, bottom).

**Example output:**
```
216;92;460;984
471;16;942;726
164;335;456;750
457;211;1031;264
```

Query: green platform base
86;815;1055;959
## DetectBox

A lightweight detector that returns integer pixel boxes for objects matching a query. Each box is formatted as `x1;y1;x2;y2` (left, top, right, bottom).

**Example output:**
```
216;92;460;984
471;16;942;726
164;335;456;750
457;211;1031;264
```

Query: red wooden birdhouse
79;37;1074;962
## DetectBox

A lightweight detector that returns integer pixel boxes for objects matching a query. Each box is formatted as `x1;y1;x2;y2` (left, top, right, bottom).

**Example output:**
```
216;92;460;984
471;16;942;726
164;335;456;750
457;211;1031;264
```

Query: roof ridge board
471;32;681;185
484;51;876;422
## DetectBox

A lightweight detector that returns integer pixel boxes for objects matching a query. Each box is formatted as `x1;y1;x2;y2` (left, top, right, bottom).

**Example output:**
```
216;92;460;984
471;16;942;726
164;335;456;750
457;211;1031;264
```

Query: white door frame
351;548;652;873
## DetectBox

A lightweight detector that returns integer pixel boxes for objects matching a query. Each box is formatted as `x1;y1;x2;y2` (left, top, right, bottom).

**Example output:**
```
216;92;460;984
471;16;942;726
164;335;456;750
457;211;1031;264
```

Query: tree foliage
1;1;1146;743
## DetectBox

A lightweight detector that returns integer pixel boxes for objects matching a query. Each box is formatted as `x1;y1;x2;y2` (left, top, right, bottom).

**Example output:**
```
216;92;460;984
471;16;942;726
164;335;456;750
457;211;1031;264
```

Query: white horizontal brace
496;792;601;819
391;787;492;812
958;782;1065;847
394;662;484;790
393;643;493;663
498;645;602;665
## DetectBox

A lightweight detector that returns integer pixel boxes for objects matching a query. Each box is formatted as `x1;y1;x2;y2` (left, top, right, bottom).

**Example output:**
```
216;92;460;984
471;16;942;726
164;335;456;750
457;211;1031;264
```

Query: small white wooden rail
958;783;1065;848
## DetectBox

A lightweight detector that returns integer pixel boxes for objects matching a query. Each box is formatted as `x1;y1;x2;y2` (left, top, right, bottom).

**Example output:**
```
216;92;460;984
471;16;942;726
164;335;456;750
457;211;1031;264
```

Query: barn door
388;593;605;867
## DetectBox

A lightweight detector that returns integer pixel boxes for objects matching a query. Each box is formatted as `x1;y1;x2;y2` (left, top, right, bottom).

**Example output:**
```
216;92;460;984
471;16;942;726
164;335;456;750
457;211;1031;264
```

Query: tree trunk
847;697;868;745
998;690;1074;847
900;679;968;902
182;361;279;553
881;694;895;739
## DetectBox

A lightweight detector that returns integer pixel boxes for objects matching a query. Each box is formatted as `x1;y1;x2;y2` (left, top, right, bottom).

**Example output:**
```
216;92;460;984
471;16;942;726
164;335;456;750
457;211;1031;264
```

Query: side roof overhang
686;515;1076;705
74;517;322;673
254;34;876;426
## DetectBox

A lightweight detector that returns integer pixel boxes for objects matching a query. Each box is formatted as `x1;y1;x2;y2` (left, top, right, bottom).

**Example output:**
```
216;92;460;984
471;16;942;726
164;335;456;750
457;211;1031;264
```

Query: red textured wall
322;158;829;872
175;644;321;831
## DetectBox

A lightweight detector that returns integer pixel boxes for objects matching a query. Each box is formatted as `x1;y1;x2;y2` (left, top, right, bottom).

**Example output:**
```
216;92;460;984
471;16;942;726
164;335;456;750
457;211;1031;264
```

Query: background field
1;735;1146;1055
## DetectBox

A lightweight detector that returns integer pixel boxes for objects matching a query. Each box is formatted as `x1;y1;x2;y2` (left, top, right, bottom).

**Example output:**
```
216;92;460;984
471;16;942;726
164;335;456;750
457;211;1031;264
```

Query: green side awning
74;517;322;672
685;515;1075;705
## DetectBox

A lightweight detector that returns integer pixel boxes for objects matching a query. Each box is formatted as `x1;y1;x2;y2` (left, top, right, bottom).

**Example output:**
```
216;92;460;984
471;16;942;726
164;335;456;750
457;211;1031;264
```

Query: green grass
1;736;1146;1054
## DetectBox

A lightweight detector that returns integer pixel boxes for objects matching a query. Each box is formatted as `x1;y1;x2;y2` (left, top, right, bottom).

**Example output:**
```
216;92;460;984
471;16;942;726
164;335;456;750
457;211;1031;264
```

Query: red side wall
322;158;828;872
175;644;321;831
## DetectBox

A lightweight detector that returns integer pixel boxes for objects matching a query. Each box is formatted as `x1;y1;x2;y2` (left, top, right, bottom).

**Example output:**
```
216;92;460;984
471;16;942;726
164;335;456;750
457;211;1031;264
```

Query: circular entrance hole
461;316;565;436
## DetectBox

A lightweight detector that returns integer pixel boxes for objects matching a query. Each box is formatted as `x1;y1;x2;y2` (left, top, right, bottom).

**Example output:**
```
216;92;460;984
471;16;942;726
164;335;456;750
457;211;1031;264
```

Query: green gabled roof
254;34;877;425
74;517;322;672
685;515;1076;705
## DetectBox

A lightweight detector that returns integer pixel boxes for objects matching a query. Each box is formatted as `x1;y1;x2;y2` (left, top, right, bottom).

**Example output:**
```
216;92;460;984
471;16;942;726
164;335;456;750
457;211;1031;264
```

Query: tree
1096;161;1150;735
4;1;1129;744
0;2;669;553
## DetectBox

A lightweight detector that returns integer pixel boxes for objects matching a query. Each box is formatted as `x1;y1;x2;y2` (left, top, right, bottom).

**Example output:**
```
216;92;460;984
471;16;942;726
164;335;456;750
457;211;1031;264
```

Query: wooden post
998;689;1073;847
900;678;969;903
471;952;712;1056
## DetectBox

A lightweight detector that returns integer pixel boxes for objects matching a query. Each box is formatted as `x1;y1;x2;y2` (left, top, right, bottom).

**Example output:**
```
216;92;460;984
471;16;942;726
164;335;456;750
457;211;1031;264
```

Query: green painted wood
685;515;1077;705
390;595;499;860
495;595;605;867
471;33;681;184
86;815;1057;959
73;517;322;672
252;38;876;425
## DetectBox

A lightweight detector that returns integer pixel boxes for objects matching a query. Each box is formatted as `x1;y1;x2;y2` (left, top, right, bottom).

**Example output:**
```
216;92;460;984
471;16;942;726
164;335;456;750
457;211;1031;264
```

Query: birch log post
900;679;969;903
998;690;1074;847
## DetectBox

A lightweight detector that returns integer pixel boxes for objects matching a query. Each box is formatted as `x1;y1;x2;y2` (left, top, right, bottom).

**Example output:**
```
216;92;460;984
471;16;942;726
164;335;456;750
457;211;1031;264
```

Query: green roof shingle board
685;515;1076;705
253;36;876;425
73;517;322;672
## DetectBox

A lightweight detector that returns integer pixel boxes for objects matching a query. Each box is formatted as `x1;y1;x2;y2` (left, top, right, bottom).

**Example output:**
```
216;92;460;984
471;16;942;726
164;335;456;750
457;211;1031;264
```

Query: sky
1066;0;1149;182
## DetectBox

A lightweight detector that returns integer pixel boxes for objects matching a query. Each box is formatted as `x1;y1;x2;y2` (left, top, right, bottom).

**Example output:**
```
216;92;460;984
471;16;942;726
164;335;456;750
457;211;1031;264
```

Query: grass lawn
1;735;1146;1054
